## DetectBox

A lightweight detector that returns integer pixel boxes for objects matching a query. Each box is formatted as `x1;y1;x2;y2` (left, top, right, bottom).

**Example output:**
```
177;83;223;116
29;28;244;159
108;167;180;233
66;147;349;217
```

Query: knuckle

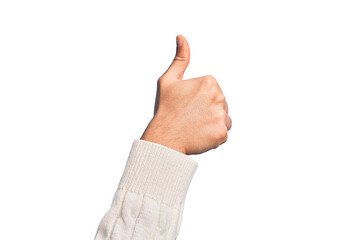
174;55;188;62
227;116;232;130
222;132;228;143
202;75;217;86
223;134;228;143
216;125;228;140
213;93;225;103
205;75;216;81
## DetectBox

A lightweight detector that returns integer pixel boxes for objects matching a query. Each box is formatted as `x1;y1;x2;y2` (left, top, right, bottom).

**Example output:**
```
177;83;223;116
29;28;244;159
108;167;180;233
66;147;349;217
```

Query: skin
140;35;232;155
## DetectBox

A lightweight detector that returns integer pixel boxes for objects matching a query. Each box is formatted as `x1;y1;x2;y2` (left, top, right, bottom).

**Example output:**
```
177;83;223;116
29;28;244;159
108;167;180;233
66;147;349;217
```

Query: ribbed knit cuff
118;139;198;208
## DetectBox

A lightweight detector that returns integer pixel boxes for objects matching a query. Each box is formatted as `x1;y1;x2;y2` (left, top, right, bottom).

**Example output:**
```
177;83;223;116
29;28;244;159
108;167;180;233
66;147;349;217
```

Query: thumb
162;35;190;80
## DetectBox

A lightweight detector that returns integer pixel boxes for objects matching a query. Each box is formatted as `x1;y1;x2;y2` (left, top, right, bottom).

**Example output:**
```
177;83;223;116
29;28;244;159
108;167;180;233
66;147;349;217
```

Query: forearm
95;35;230;240
94;139;198;240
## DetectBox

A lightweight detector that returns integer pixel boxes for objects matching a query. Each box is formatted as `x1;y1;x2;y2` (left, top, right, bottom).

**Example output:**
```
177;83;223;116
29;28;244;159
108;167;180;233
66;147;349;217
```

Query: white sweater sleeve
94;139;198;240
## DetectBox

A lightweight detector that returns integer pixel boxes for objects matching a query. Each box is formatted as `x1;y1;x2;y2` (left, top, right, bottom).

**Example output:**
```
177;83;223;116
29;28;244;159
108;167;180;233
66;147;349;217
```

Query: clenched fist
140;35;231;155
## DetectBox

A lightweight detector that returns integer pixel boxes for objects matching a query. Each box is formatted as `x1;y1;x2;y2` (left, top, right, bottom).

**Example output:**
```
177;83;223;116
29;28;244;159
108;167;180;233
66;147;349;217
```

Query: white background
0;0;359;239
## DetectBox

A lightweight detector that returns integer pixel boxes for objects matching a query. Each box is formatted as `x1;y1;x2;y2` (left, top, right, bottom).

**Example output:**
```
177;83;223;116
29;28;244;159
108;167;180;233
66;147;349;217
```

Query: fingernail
176;36;183;47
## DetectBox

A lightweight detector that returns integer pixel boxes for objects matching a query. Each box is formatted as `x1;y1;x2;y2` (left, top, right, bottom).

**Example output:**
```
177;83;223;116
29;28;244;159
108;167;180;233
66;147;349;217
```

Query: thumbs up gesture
140;35;231;155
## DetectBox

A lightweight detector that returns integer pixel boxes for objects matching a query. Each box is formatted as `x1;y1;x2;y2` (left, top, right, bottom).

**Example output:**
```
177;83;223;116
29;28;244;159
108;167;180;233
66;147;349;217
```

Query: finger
224;100;228;113
162;35;190;81
225;115;232;131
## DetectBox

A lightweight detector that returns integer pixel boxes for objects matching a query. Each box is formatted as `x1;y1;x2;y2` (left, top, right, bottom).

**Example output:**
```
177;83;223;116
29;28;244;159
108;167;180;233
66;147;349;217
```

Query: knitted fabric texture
95;139;198;240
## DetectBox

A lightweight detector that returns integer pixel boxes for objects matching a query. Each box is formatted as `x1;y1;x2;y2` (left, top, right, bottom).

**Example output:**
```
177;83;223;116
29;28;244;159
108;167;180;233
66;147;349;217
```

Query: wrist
140;115;187;155
141;136;186;155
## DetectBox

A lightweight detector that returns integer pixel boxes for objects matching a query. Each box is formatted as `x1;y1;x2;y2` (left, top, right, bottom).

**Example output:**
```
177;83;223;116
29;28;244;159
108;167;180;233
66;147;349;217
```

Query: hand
140;35;231;155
